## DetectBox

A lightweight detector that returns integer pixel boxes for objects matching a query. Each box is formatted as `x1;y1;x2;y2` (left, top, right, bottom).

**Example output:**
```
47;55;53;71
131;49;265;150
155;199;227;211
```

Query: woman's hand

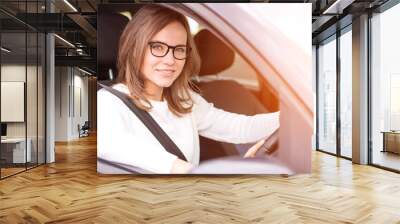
243;139;266;158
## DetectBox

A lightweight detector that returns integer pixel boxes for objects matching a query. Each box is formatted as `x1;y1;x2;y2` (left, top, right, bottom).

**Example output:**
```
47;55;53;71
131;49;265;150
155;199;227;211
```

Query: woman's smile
155;68;176;77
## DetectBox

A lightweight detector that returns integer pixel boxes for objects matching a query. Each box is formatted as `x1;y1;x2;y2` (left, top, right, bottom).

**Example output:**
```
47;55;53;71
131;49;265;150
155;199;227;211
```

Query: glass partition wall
0;30;27;177
339;26;352;159
0;1;46;179
316;0;400;172
316;26;353;159
370;2;400;171
317;35;337;155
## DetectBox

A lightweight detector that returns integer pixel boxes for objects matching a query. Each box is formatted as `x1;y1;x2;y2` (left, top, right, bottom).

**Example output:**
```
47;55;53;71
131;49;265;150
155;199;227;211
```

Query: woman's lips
156;69;175;76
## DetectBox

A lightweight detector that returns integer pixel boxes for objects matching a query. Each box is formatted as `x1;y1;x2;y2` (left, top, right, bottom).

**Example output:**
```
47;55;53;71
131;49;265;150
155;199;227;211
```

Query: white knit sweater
97;83;279;174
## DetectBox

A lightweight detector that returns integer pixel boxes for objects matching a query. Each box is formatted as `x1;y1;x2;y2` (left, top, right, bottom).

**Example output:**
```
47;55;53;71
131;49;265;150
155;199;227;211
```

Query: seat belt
98;83;188;162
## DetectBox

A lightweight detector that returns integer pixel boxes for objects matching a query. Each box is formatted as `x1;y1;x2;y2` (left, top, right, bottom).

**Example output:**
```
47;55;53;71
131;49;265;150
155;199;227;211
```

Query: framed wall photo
97;3;312;175
1;81;25;122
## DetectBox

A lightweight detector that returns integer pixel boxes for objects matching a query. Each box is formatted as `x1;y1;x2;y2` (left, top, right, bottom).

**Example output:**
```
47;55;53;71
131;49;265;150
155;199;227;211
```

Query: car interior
99;10;280;164
192;28;279;161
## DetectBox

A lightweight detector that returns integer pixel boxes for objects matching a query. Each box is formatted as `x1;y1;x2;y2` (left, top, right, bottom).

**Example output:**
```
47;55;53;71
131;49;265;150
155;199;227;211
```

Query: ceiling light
323;0;355;15
54;34;75;48
63;0;78;12
1;47;11;53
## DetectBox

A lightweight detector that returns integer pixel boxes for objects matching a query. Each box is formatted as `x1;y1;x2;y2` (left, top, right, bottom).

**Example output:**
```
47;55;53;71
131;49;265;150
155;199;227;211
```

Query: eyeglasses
148;41;190;60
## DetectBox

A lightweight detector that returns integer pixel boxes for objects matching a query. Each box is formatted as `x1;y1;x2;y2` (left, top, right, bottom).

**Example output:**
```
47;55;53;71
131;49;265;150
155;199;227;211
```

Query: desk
1;138;31;163
381;131;400;154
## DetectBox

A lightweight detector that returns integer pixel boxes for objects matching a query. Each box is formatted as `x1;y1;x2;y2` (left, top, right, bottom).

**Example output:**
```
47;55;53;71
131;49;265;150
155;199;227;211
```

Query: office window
317;36;337;154
339;27;352;158
371;3;400;171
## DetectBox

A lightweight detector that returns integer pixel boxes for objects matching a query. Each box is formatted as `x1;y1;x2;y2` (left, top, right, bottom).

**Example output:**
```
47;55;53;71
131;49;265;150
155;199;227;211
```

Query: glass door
370;3;400;171
317;35;337;155
339;27;352;158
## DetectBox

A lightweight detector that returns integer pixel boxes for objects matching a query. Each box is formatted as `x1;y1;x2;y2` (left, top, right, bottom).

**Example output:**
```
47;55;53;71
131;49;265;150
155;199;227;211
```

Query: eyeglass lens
149;42;187;60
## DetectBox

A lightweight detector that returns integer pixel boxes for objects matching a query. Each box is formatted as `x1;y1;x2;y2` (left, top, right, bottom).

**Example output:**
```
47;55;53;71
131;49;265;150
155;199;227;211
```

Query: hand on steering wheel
243;129;279;158
243;139;266;158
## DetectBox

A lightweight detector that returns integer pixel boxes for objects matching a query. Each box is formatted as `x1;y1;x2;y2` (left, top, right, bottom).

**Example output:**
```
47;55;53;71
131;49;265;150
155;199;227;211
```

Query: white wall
72;71;89;138
55;67;89;141
1;63;45;163
55;66;69;141
1;65;39;138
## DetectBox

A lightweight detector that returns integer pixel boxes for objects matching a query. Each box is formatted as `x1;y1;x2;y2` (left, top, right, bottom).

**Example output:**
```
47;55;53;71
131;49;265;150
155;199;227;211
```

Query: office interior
0;0;97;179
0;0;399;222
313;0;400;172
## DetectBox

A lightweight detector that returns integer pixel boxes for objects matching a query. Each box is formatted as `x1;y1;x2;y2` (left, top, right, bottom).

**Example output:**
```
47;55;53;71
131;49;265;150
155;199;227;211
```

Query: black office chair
79;121;90;138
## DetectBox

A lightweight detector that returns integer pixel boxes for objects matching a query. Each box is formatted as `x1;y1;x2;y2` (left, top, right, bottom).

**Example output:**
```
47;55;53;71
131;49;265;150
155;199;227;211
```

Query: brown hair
116;4;201;116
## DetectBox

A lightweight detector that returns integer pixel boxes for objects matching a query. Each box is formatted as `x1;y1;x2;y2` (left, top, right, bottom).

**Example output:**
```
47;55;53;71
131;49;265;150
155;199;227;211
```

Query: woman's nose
162;49;176;64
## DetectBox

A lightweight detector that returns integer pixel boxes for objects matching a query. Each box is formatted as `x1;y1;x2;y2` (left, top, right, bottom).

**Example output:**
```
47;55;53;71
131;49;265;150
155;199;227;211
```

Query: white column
352;14;369;164
46;1;55;163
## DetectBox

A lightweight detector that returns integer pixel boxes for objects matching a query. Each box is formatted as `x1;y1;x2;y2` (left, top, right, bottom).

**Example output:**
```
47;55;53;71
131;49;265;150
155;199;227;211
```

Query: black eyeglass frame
148;41;191;60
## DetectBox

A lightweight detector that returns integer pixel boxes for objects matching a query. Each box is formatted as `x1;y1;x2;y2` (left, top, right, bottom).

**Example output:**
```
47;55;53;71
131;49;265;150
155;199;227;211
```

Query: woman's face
141;21;187;92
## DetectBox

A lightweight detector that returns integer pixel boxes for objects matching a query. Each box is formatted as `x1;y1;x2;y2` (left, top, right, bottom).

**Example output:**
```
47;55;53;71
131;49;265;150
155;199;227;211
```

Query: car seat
193;29;270;161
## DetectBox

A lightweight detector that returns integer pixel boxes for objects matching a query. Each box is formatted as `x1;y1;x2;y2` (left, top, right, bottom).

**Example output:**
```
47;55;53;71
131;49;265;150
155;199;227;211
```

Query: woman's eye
175;47;186;53
152;44;164;51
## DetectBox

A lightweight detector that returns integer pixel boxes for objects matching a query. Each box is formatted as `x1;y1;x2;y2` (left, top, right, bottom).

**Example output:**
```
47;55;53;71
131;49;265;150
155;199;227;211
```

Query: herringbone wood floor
1;135;400;224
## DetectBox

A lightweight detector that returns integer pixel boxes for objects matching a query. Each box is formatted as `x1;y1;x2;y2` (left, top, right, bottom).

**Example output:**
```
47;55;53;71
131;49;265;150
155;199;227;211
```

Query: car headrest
194;29;235;76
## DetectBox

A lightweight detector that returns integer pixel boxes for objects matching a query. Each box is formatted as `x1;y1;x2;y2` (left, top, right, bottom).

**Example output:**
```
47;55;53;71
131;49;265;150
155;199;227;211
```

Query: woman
97;4;280;174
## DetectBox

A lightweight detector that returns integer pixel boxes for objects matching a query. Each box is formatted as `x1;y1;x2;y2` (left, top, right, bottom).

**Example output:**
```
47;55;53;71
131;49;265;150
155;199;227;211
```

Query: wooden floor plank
0;134;399;223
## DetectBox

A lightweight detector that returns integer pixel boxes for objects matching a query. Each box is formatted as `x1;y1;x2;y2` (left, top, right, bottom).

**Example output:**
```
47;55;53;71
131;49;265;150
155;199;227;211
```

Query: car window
186;14;278;112
192;26;260;92
216;52;260;91
186;17;259;91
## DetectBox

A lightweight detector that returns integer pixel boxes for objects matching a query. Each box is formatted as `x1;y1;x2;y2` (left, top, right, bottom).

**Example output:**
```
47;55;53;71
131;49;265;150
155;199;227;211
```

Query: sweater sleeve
192;92;280;144
97;90;177;174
